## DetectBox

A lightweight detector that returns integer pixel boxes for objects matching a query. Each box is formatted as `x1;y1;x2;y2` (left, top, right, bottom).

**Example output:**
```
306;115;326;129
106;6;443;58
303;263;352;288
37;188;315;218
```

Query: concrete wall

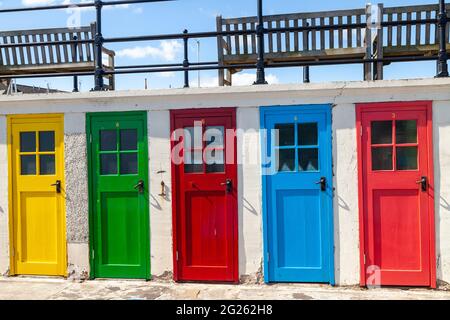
0;116;8;275
1;78;450;285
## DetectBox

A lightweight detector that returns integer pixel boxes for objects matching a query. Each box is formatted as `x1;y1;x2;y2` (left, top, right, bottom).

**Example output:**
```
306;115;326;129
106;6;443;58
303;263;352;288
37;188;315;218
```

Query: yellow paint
8;115;66;276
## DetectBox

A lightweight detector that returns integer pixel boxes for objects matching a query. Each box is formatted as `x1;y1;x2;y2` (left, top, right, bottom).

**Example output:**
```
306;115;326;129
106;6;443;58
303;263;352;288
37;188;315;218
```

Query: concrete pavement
0;277;450;300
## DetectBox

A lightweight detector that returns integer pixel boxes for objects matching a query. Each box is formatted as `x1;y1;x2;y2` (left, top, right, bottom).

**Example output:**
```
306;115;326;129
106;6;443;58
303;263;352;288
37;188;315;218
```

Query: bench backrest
217;3;450;58
0;23;96;67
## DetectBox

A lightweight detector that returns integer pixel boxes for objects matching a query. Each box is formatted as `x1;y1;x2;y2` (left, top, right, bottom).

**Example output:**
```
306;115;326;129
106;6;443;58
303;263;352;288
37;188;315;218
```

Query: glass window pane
278;149;295;172
371;121;392;145
20;132;36;152
100;130;117;151
298;148;319;171
275;124;295;146
21;155;36;175
184;127;202;149
40;155;55;175
396;120;417;144
206;149;225;173
372;147;393;170
39;131;55;152
298;123;318;146
120;153;138;174
184;150;203;173
120;129;138;151
100;154;117;175
205;126;224;147
396;147;418;170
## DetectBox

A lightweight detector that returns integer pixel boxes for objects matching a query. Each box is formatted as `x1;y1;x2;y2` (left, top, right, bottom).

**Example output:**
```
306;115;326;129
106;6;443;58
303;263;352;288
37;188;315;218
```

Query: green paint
87;112;150;279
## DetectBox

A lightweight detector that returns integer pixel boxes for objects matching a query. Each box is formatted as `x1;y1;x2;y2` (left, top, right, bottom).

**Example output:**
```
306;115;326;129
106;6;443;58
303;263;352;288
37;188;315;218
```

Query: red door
357;102;435;287
171;108;238;282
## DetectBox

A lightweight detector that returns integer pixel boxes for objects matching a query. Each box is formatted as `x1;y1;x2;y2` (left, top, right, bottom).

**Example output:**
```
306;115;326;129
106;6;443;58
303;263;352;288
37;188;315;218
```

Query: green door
87;112;150;279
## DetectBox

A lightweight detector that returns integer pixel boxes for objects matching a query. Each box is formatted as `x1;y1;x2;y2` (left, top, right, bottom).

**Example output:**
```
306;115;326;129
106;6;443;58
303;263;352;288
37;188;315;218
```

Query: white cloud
194;72;280;88
116;40;182;61
22;0;55;5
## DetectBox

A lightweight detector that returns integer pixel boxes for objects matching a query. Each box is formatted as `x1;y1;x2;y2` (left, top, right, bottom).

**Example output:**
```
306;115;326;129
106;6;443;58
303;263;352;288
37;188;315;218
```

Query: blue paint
260;105;334;284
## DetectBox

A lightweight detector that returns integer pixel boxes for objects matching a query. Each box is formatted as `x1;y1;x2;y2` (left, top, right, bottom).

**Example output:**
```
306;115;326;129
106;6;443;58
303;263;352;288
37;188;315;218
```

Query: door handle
134;180;145;194
416;176;427;192
315;177;326;192
51;180;61;194
220;179;233;193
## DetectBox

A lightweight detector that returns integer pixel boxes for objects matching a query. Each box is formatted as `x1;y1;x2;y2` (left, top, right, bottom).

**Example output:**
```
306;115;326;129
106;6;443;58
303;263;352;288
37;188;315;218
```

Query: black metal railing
0;0;448;91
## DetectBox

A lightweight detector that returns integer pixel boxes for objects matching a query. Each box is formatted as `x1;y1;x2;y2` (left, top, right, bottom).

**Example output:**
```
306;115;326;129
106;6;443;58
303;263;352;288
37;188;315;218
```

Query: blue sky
0;0;440;91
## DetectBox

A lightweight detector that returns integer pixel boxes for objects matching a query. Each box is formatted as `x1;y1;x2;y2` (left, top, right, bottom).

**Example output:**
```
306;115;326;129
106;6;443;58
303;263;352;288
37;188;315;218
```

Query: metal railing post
303;22;310;83
72;35;79;92
94;0;105;90
183;29;190;88
254;0;267;84
437;0;449;77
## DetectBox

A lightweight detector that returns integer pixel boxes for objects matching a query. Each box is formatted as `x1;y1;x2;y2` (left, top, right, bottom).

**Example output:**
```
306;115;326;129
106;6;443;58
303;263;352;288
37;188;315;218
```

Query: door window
275;121;319;172
183;125;225;174
99;129;138;175
371;120;418;171
20;131;56;175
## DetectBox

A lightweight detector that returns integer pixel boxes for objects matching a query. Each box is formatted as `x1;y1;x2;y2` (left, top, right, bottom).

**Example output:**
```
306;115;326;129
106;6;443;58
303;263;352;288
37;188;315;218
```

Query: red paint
356;101;435;288
171;108;238;283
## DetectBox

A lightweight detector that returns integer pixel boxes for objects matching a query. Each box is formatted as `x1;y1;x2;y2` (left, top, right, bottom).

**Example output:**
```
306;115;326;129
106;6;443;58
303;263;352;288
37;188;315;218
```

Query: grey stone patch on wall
64;133;89;244
67;263;89;281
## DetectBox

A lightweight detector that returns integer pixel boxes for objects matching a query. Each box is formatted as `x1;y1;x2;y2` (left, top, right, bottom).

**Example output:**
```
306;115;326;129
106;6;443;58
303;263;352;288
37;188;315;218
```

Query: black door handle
134;180;145;193
51;180;61;194
221;179;233;193
315;177;326;192
416;176;427;192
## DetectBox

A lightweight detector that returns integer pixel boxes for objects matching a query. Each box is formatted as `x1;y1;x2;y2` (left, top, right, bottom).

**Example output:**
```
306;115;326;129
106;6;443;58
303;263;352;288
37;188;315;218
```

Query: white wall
237;107;263;280
332;104;360;285
148;110;173;277
1;79;450;285
0;116;9;275
432;101;450;284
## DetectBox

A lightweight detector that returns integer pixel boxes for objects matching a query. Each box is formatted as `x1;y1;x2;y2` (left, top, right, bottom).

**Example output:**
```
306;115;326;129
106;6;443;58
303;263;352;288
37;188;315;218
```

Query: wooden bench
0;23;115;90
216;3;450;85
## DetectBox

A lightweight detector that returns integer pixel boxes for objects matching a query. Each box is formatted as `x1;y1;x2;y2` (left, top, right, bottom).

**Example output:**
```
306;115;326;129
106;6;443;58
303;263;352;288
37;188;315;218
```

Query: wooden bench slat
406;12;412;46
347;15;352;48
47;34;55;64
425;11;431;45
416;11;421;45
242;23;248;54
17;35;26;65
311;18;317;50
356;15;362;47
39;34;47;64
10;36;18;65
338;16;343;48
397;13;403;46
77;32;84;62
54;33;62;63
31;34;39;64
84;31;92;61
302;19;308;51
24;35;32;65
61;33;69;63
293;19;299;52
276;19;282;52
285;19;290;52
329;17;335;49
320;17;326;50
251;22;257;54
233;24;240;55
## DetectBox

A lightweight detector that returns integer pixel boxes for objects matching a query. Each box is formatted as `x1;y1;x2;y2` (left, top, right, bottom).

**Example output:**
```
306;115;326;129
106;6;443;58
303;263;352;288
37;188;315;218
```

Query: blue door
261;105;334;284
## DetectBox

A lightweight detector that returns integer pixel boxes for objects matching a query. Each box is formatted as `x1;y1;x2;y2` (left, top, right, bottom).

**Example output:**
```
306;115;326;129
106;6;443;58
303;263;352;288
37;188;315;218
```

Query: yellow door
9;115;66;276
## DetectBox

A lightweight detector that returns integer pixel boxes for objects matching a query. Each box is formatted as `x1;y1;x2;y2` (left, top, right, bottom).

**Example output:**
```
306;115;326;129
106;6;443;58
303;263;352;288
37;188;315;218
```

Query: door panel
171;108;238;283
88;112;150;279
357;102;435;287
261;105;334;284
9;115;66;276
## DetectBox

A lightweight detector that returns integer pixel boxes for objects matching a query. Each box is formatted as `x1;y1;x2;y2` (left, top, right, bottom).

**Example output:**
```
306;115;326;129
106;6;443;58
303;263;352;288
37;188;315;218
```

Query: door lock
51;180;61;194
315;177;326;192
416;176;427;192
134;180;145;193
221;179;233;193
